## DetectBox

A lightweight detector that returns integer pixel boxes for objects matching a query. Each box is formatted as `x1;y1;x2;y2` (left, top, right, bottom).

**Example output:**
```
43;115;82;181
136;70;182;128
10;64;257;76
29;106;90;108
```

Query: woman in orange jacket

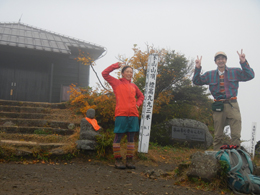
102;62;144;169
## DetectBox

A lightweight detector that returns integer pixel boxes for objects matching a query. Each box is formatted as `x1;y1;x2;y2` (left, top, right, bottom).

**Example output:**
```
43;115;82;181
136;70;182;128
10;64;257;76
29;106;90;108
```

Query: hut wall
0;48;50;102
0;46;90;103
51;57;90;103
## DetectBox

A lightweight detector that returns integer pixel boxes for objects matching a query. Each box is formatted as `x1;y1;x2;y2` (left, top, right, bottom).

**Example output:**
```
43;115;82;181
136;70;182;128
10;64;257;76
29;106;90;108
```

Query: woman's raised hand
118;62;126;67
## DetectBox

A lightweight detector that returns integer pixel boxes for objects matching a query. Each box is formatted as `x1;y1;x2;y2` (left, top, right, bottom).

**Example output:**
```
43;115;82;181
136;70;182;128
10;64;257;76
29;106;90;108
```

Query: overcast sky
1;0;260;148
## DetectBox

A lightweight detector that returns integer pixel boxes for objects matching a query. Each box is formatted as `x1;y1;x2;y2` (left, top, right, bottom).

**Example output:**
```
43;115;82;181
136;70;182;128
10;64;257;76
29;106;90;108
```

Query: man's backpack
215;148;260;194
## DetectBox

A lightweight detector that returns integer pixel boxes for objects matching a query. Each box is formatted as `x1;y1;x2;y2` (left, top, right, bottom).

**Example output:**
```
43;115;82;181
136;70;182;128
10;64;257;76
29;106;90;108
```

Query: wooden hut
0;22;106;103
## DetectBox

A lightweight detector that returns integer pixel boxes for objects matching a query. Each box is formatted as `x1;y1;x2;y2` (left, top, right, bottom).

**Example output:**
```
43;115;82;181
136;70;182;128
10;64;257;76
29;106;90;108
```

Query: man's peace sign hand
195;56;202;69
237;49;246;64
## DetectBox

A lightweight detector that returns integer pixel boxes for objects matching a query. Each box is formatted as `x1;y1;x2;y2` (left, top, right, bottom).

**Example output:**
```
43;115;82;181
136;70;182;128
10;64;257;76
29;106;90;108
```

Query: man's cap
214;51;227;61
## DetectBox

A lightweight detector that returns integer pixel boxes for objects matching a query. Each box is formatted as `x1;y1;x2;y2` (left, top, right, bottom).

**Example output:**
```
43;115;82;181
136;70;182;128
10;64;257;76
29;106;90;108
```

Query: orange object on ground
85;117;100;131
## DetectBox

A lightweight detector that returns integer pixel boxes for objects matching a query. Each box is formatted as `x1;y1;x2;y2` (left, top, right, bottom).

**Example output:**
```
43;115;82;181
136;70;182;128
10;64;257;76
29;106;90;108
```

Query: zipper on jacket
127;82;132;116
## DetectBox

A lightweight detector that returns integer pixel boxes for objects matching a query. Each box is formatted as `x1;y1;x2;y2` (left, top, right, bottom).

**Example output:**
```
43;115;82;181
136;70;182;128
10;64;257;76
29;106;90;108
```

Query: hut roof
0;22;106;59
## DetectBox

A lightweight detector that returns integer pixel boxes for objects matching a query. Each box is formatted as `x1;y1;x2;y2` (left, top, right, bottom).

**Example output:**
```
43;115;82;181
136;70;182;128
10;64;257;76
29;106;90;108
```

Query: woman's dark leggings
113;132;135;143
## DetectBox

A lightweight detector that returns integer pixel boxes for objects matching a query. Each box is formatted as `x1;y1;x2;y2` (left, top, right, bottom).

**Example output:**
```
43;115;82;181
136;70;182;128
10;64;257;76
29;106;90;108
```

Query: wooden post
138;54;159;153
250;122;257;158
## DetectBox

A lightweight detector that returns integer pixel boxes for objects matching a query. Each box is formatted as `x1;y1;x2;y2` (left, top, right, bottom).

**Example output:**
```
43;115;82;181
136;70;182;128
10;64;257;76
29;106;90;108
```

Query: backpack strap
239;170;255;193
238;149;254;173
228;149;243;173
215;149;242;172
215;150;225;160
216;150;231;170
230;149;256;194
216;149;257;194
228;176;249;195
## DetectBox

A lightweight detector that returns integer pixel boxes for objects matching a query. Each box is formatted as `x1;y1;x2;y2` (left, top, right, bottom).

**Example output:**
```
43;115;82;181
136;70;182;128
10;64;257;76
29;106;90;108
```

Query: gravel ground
0;159;224;195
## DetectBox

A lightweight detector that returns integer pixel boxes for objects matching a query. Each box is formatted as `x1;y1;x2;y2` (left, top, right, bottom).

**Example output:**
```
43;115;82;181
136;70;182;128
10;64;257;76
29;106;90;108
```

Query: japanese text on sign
250;122;257;158
138;54;159;153
172;126;205;142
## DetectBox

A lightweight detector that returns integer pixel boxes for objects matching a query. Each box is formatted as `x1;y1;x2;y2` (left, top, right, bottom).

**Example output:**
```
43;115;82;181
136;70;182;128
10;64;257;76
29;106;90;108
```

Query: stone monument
76;109;101;150
150;118;213;149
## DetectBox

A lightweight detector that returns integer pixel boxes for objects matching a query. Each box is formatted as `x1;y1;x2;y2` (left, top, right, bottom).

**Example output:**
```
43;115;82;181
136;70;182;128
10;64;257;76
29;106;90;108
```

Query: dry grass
44;108;82;123
146;144;200;164
60;127;80;154
0;132;68;143
0;126;81;143
0;126;81;157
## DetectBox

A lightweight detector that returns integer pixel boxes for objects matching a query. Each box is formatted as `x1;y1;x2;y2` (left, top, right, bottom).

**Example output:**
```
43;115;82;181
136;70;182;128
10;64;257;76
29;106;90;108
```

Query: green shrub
95;128;114;159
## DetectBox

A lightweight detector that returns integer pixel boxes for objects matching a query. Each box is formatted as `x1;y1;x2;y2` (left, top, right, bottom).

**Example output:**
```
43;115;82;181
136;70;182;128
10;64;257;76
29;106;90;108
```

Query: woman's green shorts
114;116;139;133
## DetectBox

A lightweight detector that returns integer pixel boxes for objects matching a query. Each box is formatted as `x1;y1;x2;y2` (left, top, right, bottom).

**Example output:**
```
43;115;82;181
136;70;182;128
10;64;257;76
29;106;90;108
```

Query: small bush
95;128;115;159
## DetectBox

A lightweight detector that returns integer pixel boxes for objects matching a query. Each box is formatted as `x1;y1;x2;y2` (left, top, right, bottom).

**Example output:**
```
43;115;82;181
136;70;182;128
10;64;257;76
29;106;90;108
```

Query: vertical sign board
250;122;257;158
138;54;159;153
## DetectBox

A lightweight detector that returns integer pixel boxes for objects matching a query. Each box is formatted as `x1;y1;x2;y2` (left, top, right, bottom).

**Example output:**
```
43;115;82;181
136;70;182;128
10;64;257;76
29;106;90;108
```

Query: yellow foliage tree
75;49;95;66
68;84;116;126
117;45;192;114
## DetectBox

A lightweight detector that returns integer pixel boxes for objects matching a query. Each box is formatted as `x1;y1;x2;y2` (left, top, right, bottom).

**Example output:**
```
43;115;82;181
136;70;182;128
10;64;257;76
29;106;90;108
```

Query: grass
0;126;81;159
148;143;194;164
34;129;53;135
0;131;70;143
44;108;82;123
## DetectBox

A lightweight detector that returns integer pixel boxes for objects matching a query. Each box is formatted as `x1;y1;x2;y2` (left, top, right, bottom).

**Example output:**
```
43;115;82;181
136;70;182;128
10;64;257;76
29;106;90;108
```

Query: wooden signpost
250;122;257;158
138;54;159;153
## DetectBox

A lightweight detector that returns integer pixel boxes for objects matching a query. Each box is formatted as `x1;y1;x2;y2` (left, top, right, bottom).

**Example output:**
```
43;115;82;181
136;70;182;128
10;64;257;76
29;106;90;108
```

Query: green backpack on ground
215;148;260;194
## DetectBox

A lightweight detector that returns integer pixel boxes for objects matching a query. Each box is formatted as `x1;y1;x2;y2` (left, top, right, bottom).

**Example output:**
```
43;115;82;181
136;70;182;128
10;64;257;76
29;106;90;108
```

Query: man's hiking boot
126;157;135;169
115;157;126;169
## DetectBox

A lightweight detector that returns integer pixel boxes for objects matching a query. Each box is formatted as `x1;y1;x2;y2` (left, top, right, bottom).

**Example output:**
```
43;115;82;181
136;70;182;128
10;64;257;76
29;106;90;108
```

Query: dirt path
0;159;223;195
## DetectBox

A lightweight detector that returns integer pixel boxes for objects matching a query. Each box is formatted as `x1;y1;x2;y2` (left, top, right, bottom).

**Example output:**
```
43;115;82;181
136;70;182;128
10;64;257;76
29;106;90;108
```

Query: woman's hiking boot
115;157;126;169
126;157;135;169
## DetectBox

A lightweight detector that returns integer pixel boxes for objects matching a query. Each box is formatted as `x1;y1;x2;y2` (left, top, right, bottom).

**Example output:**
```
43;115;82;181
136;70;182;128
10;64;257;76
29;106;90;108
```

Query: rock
76;140;97;150
79;130;101;140
154;169;164;177
68;123;75;130
15;149;32;156
86;109;95;119
150;118;213;149
186;151;220;182
50;148;66;155
3;121;15;127
144;169;165;179
79;119;100;140
76;109;101;151
204;150;218;158
169;119;213;149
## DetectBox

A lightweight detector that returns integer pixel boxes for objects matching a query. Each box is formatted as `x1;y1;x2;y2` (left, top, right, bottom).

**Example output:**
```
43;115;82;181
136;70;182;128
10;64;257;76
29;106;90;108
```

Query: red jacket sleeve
135;85;144;107
101;63;120;87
